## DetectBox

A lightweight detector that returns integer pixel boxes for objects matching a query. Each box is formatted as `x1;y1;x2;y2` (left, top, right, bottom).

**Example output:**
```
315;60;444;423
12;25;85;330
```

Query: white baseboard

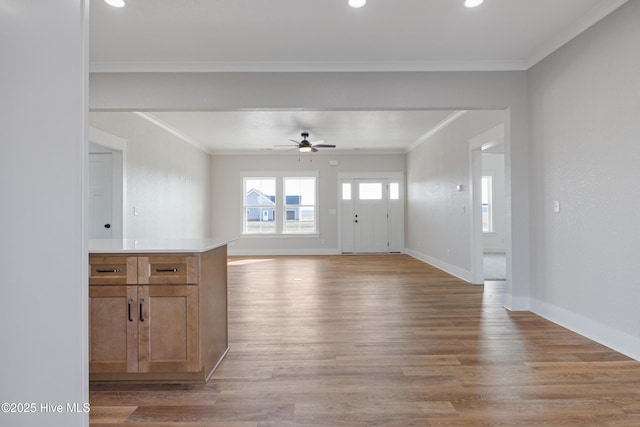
228;248;341;256
503;294;530;311
530;298;640;362
404;249;472;283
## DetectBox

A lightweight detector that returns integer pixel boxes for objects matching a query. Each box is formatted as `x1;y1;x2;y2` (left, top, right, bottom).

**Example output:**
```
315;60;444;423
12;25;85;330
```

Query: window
359;182;382;200
342;182;352;200
244;178;276;234
284;177;316;233
389;182;399;200
243;173;317;235
481;176;493;233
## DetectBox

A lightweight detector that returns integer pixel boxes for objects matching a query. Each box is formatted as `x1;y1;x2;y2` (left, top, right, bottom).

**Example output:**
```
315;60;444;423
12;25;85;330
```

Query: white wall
528;0;640;359
90;70;531;309
405;111;504;281
211;153;405;254
0;1;88;426
482;153;507;253
89;112;211;239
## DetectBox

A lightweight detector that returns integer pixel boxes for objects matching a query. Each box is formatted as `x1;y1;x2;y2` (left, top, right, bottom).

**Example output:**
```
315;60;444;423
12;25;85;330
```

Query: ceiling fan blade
312;144;336;148
274;144;298;147
311;147;318;152
290;139;302;144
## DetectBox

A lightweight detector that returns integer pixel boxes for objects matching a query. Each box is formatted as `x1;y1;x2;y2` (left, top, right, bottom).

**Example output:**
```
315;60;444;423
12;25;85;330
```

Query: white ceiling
89;0;627;153
135;110;461;154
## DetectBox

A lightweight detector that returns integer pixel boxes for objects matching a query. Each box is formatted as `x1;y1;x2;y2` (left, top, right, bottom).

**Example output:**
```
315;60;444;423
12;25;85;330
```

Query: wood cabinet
89;246;228;382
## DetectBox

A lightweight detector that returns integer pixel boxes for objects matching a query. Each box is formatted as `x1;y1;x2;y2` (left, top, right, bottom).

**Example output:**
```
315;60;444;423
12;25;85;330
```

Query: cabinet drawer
138;256;199;284
89;256;138;285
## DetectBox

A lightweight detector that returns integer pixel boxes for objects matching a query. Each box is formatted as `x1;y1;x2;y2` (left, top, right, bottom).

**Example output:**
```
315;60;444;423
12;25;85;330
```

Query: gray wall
1;1;89;426
527;0;640;358
89;112;211;239
211;153;405;254
405;110;505;281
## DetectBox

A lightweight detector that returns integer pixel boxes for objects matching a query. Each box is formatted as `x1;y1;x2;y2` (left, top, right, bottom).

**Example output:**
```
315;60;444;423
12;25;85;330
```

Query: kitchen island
88;238;230;383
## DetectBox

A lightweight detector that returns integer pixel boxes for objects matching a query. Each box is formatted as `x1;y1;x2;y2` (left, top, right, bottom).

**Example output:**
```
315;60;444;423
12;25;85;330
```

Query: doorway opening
88;127;126;240
470;124;507;284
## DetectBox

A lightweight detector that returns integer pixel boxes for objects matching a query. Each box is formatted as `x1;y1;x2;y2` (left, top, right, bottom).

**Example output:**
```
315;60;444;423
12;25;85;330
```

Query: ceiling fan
279;132;336;152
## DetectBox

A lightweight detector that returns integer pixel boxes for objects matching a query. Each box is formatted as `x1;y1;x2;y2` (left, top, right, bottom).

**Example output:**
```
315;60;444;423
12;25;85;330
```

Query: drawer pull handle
156;268;180;273
96;268;121;273
128;299;134;322
139;299;145;322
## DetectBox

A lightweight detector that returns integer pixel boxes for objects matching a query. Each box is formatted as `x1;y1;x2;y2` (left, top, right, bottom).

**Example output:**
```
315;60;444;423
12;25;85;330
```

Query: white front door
340;174;404;254
353;179;389;253
89;153;113;239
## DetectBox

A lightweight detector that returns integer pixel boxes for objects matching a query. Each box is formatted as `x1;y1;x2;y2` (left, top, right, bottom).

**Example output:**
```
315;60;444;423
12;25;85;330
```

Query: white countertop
89;238;233;254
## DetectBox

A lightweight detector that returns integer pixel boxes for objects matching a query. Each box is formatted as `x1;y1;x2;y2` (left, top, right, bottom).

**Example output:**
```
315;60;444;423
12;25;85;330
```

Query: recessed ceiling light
349;0;366;8
105;0;125;8
464;0;484;7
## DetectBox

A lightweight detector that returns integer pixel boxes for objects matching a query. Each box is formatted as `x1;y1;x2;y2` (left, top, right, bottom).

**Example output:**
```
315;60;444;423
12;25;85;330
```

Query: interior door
89;152;113;239
353;179;389;253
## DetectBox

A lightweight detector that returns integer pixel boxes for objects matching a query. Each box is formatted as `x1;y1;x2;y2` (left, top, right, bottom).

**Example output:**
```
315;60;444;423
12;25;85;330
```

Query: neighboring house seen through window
243;174;317;235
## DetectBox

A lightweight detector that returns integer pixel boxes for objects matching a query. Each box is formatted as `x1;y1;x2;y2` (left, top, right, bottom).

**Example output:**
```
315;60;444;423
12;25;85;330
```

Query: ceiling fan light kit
277;132;337;153
105;0;125;8
464;0;484;8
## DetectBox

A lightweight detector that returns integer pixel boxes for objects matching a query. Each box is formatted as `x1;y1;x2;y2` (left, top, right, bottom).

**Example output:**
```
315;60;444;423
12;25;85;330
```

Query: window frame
242;171;319;236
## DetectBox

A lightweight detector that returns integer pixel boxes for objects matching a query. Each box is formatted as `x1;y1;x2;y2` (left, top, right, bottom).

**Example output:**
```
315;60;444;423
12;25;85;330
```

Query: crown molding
132;112;212;154
407;110;468;152
89;59;527;74
525;0;629;69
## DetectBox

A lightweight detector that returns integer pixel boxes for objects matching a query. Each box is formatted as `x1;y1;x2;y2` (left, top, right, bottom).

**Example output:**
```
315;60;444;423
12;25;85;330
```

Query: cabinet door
137;285;199;373
89;286;138;373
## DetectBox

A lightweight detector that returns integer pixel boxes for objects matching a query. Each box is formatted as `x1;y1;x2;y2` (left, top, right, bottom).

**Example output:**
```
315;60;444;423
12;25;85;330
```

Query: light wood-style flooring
90;255;640;426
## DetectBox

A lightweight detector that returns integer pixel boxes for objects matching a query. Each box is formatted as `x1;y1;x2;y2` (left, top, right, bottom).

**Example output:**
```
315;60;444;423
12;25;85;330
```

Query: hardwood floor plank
90;255;640;426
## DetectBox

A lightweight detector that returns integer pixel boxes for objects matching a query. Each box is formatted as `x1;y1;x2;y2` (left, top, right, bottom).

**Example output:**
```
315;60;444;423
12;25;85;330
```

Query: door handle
104;224;111;229
139;299;145;322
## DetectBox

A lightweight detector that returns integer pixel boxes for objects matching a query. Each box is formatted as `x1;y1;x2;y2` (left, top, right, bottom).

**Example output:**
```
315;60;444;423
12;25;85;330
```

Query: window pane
285;178;315;205
284;177;316;234
481;176;493;232
389;183;399;200
342;183;352;200
359;183;382;200
481;176;491;204
244;178;276;234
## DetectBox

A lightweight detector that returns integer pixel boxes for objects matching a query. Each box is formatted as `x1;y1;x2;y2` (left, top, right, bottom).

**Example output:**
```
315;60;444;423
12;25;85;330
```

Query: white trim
90;59;528;73
133;112;211;153
337;171;404;180
89;126;127;151
502;294;530;312
405;249;473;284
525;0;629;68
407;111;468;152
530;297;640;362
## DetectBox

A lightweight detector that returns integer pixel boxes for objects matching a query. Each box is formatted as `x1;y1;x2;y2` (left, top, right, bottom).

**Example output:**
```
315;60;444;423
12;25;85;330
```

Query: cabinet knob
104;223;111;229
